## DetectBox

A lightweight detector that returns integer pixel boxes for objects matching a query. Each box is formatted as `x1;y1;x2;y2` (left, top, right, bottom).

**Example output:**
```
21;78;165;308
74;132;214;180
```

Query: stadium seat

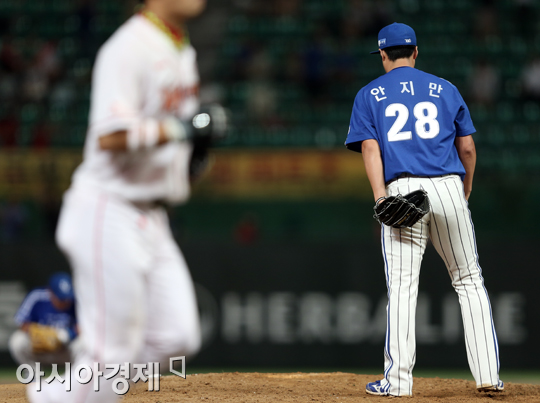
523;102;540;121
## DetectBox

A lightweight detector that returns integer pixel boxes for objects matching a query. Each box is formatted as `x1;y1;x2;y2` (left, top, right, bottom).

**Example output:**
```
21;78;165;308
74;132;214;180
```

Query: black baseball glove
189;104;229;180
373;189;430;228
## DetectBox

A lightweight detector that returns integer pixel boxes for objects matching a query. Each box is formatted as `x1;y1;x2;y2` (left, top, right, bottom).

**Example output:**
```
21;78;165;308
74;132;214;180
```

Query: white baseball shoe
478;380;504;392
365;379;390;396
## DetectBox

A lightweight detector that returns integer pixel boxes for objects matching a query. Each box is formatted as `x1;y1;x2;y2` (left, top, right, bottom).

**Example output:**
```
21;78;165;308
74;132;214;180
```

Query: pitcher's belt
385;173;453;187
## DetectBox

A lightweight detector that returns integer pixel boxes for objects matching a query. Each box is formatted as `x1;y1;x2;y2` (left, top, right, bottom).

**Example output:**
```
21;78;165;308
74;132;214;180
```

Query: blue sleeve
345;91;379;153
14;291;37;325
454;92;476;137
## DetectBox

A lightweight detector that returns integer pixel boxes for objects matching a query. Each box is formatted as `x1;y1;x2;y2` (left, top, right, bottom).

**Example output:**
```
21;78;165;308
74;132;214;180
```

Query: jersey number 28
385;102;440;142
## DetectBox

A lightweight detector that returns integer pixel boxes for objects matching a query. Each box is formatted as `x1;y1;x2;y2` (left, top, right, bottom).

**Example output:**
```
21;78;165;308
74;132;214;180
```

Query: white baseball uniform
29;13;201;403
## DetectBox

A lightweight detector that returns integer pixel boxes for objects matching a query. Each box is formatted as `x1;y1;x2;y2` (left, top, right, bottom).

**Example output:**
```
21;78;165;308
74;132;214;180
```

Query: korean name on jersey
346;67;476;184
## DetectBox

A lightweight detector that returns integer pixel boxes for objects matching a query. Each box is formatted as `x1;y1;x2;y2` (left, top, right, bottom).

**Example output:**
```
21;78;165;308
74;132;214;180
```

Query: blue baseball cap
370;22;417;54
49;272;74;301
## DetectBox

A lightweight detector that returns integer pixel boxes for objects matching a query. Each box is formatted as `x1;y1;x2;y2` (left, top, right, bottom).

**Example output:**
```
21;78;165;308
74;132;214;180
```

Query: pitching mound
2;372;540;402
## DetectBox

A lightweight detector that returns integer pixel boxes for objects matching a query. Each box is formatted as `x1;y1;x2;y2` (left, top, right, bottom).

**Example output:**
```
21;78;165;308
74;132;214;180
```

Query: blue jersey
15;288;77;340
345;66;475;183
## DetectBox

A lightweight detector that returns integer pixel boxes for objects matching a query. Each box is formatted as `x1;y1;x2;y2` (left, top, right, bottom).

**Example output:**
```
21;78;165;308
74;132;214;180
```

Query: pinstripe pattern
444;181;492;383
427;180;479;379
429;178;484;384
449;179;500;382
382;225;393;393
380;175;501;396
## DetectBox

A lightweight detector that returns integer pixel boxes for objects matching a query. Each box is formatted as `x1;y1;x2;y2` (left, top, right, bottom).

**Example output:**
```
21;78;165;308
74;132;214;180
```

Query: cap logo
370;23;416;54
59;280;70;293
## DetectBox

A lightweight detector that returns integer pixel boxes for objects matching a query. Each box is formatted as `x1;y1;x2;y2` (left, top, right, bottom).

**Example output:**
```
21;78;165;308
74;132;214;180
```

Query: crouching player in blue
9;272;81;366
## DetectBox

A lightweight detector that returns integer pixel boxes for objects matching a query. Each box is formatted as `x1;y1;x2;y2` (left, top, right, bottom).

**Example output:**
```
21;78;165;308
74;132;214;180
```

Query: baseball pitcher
345;23;503;397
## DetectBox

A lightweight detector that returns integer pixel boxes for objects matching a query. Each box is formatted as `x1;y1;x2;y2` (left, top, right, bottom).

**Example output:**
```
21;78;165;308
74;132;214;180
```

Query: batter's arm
99;105;228;151
99;127;170;151
455;135;476;200
361;139;387;202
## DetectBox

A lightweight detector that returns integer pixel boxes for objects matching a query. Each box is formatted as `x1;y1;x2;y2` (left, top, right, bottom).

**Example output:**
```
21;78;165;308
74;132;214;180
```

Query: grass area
0;368;18;384
1;367;538;385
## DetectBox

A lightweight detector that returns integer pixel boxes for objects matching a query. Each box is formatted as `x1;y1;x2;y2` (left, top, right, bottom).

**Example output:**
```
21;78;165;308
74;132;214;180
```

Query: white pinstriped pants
380;175;500;396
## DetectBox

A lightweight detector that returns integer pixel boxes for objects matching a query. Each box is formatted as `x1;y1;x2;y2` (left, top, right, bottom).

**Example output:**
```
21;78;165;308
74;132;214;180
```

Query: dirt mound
2;372;540;402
